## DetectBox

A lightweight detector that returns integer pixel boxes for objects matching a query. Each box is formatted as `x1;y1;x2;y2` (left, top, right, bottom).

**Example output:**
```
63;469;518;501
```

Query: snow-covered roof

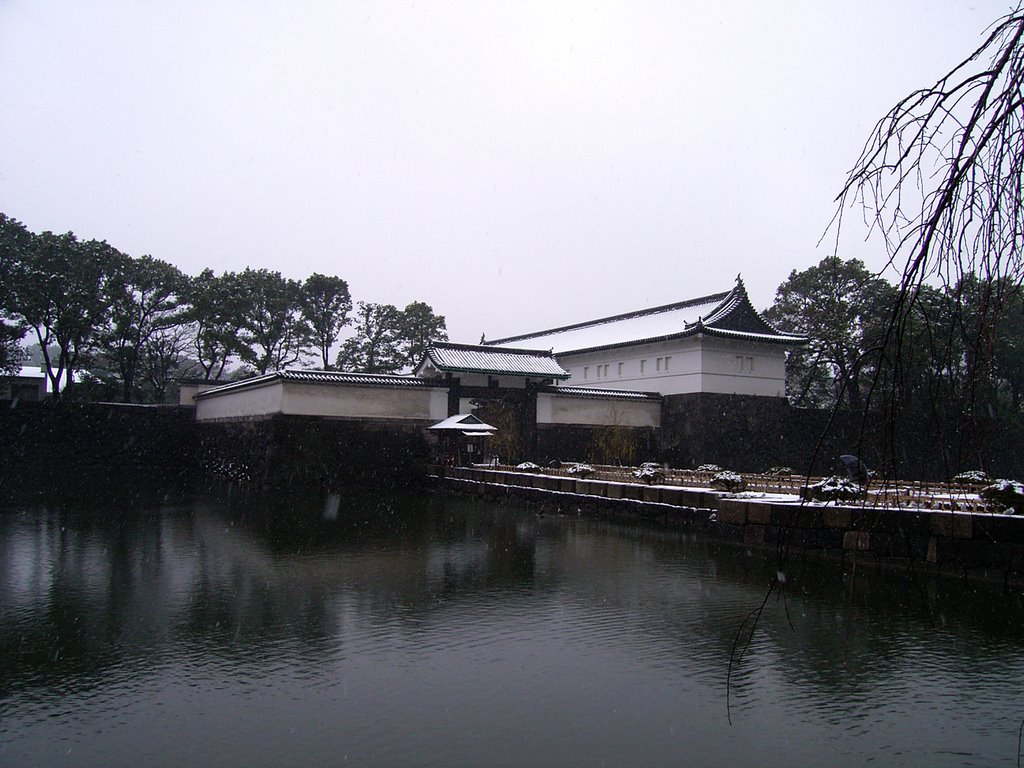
485;277;806;355
429;413;496;432
539;386;662;401
417;342;570;379
15;366;46;379
194;368;436;398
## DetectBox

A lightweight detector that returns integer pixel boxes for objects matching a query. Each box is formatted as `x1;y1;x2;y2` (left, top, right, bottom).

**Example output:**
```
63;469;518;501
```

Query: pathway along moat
2;481;1023;767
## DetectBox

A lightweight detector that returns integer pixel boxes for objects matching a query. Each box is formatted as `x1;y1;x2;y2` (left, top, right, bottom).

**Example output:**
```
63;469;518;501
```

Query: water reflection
2;483;1024;767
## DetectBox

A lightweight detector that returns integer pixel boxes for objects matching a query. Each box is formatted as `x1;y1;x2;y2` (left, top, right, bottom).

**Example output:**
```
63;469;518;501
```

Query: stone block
955;513;973;540
862;509;903;534
676;489;707;508
642;486;660;503
743;524;765;546
974;514;1024;545
717;499;748;525
659;487;687;506
707;520;744;541
843;530;870;551
621;484;643;501
746;503;772;525
822;507;851;528
606;483;623;499
786;527;825;549
771;505;821;529
893;511;934;538
819;528;845;550
847;510;872;530
931;512;973;540
868;532;908;558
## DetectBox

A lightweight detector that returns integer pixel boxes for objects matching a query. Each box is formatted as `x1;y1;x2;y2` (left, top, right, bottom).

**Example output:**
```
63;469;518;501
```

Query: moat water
2;481;1023;767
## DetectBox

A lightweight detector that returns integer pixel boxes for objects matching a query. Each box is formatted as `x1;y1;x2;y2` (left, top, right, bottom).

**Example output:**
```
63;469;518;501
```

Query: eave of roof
537;385;662;401
194;369;435;398
420;342;570;379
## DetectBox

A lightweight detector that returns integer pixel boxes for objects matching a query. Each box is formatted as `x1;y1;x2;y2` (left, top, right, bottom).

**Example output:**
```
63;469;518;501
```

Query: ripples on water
2;482;1024;767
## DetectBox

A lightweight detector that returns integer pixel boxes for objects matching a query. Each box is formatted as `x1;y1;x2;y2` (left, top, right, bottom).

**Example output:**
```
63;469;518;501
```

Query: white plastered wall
196;382;449;422
195;382;284;421
556;338;701;396
536;392;660;427
555;336;788;397
697;337;787;397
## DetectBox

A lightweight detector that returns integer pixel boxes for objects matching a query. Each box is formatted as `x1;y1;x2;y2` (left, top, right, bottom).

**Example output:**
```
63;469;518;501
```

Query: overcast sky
0;1;1015;343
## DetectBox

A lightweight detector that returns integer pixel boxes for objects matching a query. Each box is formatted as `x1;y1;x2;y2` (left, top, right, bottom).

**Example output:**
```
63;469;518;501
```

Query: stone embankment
428;465;1024;584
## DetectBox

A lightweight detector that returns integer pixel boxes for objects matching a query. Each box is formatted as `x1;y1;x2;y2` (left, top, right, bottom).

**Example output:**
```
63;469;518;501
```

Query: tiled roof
485;277;806;354
420;342;570;379
539;386;662;401
194;369;434;398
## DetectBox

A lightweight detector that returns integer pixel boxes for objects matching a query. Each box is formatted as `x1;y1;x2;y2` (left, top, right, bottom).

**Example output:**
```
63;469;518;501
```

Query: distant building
483;277;805;398
190;278;805;465
0;366;49;401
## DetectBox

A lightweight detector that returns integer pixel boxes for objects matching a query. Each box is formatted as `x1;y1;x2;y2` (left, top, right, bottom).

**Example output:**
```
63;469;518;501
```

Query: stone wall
197;415;431;488
431;466;1024;583
0;402;432;491
0;401;200;489
5;393;1018;493
660;392;1024;481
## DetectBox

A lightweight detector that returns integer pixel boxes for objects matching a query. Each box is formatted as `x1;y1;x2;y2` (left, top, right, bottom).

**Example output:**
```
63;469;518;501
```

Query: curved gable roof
485;277;806;355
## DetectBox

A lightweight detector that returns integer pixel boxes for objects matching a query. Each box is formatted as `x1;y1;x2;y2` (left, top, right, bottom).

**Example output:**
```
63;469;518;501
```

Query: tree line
0;213;447;402
766;255;1024;425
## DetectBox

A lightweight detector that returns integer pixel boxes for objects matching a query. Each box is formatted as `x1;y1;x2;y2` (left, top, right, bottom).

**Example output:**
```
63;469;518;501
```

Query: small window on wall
584;366;589;380
617;362;623;376
665;356;671;371
736;356;755;373
640;359;646;374
656;357;663;372
603;364;609;377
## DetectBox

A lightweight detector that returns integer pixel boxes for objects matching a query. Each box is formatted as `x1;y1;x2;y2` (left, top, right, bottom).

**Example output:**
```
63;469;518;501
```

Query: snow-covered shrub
799;476;865;503
516;462;541;473
711;470;746;492
566;463;595;478
633;463;664;484
954;470;990;485
767;466;796;476
980;479;1024;513
697;463;722;472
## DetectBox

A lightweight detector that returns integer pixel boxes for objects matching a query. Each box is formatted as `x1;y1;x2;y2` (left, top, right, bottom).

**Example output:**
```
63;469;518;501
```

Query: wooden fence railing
481;463;995;513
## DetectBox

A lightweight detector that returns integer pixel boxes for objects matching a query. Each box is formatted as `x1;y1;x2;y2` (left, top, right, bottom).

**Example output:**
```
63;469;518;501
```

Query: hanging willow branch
834;9;1024;295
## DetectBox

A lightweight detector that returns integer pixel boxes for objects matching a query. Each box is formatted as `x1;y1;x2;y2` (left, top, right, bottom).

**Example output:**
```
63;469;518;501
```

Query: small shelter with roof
428;412;497;466
483;276;805;398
